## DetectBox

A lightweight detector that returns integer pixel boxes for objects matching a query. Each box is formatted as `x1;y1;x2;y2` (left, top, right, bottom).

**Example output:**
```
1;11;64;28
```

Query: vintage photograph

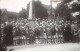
0;0;80;51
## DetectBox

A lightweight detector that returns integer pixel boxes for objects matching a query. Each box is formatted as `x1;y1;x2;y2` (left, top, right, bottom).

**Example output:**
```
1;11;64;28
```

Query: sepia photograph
0;0;80;51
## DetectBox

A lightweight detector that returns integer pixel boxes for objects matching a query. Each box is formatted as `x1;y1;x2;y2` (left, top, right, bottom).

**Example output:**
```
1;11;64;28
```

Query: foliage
71;3;80;12
62;0;73;4
55;0;73;21
18;8;28;19
70;1;80;24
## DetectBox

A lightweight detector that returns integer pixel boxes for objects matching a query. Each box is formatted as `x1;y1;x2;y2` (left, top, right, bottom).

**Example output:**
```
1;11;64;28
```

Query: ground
7;43;80;51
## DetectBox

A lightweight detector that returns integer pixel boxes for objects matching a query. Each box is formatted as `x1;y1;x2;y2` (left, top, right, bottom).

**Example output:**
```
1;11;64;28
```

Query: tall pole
50;0;53;43
0;10;1;44
50;0;52;19
33;0;35;20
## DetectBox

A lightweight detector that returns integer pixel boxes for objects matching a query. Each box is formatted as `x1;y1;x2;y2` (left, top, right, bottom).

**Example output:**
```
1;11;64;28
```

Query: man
3;23;13;46
64;23;73;42
0;43;7;51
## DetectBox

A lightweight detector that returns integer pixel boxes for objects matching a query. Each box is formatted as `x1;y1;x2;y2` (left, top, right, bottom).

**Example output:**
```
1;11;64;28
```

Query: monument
28;0;36;30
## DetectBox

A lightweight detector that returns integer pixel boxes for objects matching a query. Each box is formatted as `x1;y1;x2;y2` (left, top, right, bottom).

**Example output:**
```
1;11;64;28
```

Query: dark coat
3;25;13;45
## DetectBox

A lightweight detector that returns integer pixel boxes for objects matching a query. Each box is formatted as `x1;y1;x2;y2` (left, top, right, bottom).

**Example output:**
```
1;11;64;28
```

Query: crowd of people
0;18;80;46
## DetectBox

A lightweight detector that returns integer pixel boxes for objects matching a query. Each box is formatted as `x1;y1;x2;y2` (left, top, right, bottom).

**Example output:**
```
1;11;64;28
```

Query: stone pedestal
28;20;35;30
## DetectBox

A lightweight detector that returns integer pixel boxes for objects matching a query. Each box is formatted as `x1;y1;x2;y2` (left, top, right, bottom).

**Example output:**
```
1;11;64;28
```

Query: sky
0;0;60;12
